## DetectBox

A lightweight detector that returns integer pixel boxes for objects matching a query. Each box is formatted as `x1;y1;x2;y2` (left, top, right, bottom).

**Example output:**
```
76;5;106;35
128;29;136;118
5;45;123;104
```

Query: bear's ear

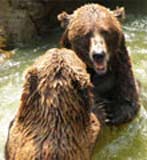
57;11;71;28
111;7;125;22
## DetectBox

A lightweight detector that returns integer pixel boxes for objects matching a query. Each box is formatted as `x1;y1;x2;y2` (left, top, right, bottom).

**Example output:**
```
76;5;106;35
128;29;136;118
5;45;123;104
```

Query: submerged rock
0;49;14;64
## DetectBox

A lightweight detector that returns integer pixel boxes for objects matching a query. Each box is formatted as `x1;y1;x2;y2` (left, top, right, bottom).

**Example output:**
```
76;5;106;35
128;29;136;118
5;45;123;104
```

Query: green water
0;7;147;160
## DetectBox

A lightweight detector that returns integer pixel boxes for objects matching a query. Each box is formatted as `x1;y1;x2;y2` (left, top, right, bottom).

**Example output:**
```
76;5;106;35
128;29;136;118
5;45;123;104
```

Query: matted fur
58;4;140;126
5;48;101;160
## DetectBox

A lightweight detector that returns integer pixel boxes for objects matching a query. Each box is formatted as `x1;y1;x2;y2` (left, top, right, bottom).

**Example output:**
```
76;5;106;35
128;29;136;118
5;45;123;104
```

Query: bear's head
58;4;125;76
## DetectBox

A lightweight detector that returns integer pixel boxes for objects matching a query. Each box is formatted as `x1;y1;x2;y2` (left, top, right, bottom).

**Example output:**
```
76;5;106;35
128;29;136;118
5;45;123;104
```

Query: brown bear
5;48;103;160
58;4;140;126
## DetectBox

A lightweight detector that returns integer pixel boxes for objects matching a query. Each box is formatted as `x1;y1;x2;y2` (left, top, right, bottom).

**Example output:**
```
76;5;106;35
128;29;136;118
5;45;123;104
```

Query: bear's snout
92;51;106;63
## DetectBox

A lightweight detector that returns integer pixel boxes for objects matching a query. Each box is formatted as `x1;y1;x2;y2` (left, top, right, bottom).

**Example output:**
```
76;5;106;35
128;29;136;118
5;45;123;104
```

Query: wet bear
58;4;140;126
5;48;102;160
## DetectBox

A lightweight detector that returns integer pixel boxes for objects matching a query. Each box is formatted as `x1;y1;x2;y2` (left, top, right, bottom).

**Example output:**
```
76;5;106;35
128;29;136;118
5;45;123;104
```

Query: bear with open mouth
58;4;140;126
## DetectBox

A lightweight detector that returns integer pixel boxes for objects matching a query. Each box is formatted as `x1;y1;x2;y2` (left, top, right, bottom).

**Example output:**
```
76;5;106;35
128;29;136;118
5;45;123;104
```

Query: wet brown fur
58;4;140;126
5;48;101;160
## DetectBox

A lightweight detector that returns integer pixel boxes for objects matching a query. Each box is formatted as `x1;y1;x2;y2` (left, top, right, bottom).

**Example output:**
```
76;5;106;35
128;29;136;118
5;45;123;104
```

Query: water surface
0;5;147;160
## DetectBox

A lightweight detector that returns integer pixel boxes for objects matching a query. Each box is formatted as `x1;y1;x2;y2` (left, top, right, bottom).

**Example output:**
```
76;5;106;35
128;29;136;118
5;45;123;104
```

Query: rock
0;0;92;47
0;25;14;63
0;26;7;49
0;49;14;64
0;0;126;47
7;9;37;46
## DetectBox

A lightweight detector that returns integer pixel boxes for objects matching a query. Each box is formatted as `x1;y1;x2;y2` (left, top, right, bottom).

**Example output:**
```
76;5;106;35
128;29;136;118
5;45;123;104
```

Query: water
0;6;147;160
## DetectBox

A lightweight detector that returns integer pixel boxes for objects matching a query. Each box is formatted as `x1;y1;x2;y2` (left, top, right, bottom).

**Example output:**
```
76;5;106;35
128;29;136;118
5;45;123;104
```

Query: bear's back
5;48;94;160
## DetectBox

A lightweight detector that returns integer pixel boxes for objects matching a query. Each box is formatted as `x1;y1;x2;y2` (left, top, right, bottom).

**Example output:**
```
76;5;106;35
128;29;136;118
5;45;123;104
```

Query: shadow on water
0;3;147;160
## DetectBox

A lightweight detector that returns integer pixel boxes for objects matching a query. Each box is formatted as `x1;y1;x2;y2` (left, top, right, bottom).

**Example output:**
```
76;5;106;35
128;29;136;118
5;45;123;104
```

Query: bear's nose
92;52;105;62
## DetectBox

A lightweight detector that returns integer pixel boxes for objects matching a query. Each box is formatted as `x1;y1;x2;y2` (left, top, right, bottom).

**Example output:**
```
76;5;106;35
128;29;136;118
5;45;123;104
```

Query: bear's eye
101;30;110;38
101;29;119;41
73;36;90;47
101;29;119;51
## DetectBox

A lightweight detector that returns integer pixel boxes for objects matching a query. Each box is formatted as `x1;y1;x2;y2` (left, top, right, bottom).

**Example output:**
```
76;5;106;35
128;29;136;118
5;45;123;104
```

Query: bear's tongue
95;62;105;70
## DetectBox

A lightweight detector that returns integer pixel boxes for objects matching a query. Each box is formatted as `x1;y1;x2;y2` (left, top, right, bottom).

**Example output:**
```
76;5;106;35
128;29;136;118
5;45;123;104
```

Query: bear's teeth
95;63;105;70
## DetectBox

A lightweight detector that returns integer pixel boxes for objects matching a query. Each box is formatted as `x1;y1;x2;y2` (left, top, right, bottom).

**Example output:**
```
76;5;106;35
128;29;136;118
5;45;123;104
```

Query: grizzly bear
58;4;140;126
5;48;103;160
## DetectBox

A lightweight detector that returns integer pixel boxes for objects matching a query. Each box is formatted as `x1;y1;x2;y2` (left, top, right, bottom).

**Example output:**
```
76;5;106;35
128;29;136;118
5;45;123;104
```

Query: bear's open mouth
94;61;107;75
